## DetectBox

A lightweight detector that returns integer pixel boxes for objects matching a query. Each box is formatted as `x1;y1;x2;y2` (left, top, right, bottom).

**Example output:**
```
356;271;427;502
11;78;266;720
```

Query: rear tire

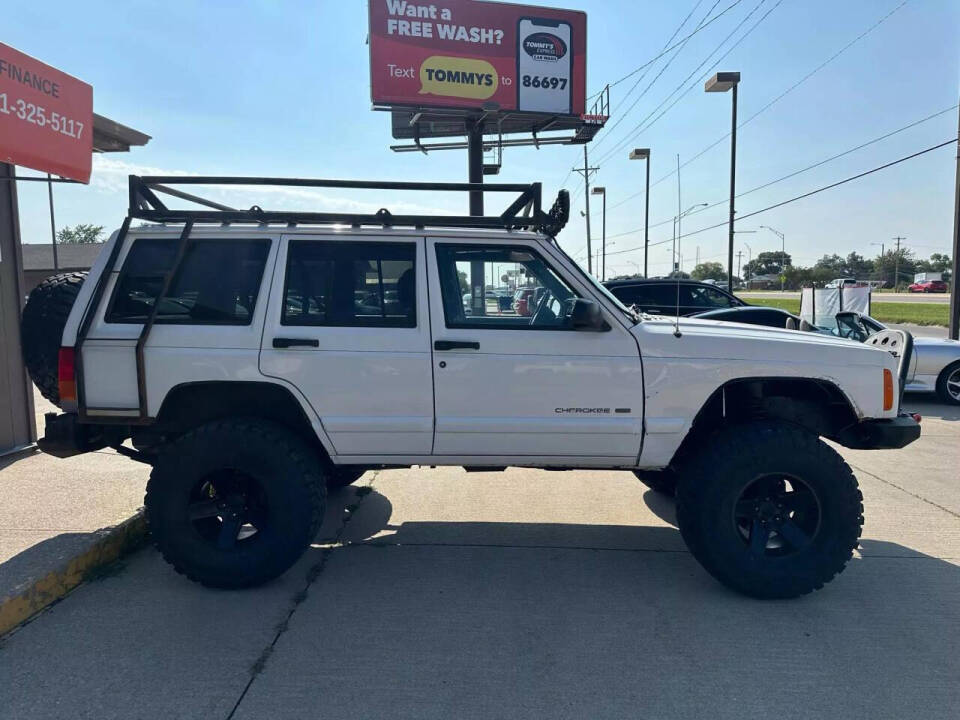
675;421;863;599
20;271;87;406
326;466;367;491
935;360;960;406
633;469;678;496
145;418;326;588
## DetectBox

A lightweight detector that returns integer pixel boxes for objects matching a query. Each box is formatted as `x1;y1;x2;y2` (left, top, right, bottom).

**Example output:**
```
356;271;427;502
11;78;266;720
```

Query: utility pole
736;250;743;281
573;146;599;274
950;101;960;340
892;236;906;290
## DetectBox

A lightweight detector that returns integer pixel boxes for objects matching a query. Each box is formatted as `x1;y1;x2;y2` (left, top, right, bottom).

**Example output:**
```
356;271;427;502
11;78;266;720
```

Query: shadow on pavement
1;487;958;720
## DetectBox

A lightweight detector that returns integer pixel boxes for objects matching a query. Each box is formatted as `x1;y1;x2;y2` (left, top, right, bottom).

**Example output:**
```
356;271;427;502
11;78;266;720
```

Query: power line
605;0;910;211
604;138;957;258
596;0;775;166
586;0;745;100
591;0;716;153
604;103;958;240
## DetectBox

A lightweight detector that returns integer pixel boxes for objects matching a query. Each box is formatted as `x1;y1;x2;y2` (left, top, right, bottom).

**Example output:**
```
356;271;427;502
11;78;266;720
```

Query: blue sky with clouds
5;0;958;277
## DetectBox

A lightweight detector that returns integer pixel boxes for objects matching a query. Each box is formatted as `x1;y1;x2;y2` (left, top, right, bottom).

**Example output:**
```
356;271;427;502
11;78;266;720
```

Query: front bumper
836;413;921;450
38;413;107;458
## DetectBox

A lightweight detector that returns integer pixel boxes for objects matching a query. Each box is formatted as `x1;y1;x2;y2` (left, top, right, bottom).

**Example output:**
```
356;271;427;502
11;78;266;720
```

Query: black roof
604;277;732;290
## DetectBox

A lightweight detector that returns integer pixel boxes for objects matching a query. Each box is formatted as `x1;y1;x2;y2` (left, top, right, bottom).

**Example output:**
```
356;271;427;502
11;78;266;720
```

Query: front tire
145;419;327;588
675;421;863;599
633;469;678;496
935;360;960;406
326;466;368;491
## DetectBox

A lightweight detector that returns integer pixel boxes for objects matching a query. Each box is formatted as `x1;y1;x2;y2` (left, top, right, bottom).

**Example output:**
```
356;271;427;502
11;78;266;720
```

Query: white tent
800;286;872;326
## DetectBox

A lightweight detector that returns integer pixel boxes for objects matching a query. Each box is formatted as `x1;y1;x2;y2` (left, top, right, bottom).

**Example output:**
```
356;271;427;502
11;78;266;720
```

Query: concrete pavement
1;397;957;719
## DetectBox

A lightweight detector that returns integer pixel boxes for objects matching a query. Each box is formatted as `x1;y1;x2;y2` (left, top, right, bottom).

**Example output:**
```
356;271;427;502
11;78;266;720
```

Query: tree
691;261;726;281
57;224;105;244
743;251;792;278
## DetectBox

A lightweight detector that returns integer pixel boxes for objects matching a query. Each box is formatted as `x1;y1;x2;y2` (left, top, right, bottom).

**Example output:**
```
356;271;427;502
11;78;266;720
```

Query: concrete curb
0;511;148;637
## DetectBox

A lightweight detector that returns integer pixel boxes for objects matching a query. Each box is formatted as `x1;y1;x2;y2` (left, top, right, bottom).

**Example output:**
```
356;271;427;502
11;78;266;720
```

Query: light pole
672;203;707;277
759;225;786;290
629;148;651;277
705;71;741;294
592;186;607;280
626;259;640;277
871;242;886;288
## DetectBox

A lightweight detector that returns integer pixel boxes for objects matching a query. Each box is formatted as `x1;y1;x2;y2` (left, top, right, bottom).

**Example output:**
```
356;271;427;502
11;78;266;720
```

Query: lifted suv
24;176;919;598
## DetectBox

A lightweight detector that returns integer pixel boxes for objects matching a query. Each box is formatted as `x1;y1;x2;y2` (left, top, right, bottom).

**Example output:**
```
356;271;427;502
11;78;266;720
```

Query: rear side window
611;284;674;307
282;240;416;327
106;238;270;324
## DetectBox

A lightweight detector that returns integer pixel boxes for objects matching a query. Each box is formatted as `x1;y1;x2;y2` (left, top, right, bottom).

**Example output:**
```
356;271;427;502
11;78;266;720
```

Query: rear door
427;237;644;462
259;234;434;456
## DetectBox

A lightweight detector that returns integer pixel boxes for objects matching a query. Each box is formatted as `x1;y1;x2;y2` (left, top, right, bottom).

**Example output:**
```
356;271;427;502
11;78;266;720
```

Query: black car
604;278;745;316
692;305;803;329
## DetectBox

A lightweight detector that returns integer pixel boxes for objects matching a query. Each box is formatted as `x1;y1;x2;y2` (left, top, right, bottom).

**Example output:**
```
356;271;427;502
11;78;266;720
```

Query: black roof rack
128;176;570;237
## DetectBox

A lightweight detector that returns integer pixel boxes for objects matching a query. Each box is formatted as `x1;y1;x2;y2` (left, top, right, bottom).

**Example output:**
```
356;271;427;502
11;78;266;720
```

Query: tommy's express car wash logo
419;56;499;100
522;32;567;62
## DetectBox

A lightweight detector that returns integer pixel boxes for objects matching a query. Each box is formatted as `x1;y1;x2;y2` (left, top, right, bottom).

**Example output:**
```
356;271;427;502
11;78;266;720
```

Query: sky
5;0;959;279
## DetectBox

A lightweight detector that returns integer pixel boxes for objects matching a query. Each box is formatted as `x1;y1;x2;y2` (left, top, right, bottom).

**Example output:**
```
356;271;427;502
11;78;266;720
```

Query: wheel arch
142;380;335;463
669;376;860;467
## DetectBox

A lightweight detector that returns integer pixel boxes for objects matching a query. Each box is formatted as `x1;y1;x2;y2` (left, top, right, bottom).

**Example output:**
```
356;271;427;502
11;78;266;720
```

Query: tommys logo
522;32;567;62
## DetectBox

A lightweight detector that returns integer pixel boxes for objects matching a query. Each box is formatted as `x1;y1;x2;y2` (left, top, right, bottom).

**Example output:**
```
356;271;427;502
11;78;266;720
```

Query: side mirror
569;299;608;331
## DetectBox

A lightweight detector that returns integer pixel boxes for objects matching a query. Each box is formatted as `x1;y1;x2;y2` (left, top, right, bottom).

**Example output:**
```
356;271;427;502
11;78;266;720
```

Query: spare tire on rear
21;271;87;407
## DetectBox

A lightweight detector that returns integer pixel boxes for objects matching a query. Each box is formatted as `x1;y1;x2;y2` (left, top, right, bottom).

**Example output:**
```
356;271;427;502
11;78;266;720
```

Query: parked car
694;306;960;405
21;174;920;600
513;287;536;316
825;278;859;289
908;279;948;293
603;278;745;316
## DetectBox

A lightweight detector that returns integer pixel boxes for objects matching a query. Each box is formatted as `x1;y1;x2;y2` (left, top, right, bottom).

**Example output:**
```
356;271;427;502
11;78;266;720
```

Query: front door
260;234;433;455
427;238;644;463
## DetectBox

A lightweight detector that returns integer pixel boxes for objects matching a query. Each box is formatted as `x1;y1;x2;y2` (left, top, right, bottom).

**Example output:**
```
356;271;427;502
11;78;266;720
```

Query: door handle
272;337;319;348
434;340;480;351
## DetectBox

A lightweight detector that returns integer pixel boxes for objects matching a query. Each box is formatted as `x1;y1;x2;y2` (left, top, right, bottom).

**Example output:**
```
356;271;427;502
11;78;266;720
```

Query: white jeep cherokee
23;176;920;599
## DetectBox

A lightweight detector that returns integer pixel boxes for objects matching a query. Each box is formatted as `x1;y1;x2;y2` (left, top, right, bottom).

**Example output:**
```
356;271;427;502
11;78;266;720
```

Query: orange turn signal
882;368;894;411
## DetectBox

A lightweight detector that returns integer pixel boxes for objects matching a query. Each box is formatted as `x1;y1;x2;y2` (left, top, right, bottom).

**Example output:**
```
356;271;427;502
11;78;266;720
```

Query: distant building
21;243;104;293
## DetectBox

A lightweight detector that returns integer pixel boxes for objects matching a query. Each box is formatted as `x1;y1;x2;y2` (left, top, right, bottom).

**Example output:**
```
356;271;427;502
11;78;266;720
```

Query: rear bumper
836;413;921;450
38;413;106;458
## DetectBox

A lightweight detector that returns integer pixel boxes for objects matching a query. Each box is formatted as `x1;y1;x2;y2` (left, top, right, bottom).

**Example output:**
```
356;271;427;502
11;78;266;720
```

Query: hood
635;315;893;366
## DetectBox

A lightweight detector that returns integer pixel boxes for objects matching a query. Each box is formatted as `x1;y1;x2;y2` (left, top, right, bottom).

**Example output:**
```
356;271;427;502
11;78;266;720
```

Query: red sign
0;43;93;183
369;0;586;116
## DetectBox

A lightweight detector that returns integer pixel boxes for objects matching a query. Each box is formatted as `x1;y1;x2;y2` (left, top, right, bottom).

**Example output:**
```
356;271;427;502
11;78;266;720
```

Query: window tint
685;285;735;308
435;244;578;329
610;283;675;307
107;238;269;324
283;241;416;327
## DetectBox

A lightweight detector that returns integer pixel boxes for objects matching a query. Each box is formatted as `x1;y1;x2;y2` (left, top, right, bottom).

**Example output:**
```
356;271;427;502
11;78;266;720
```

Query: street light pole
672;203;708;278
706;71;741;294
629;148;651;277
760;225;786;291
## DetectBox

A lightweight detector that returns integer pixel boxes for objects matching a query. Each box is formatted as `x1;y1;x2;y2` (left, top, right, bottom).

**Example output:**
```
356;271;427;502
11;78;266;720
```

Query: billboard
0;43;93;183
369;0;586;117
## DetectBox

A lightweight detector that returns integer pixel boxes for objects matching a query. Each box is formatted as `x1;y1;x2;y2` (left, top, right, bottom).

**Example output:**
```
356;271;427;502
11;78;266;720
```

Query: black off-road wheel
20;271;87;406
675;421;863;599
326;466;368;491
633;469;678;496
145;418;327;589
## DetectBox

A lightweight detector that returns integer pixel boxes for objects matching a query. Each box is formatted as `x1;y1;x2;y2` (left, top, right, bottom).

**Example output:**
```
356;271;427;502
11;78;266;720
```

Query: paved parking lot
0;396;957;720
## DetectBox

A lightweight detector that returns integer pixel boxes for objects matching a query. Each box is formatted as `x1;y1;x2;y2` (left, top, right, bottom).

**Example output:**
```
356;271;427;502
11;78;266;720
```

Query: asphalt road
1;396;958;719
740;291;951;304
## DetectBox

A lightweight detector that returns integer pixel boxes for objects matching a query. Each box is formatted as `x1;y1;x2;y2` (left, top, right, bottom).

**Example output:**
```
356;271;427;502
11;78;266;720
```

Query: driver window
435;244;579;329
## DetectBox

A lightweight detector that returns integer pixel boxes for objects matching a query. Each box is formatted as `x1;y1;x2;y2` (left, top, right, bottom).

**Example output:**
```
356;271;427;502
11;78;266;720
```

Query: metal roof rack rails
128;176;570;237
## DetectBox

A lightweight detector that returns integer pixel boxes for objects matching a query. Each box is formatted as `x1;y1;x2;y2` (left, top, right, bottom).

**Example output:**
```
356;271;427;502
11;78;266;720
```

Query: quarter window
106;238;270;324
282;240;416;327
